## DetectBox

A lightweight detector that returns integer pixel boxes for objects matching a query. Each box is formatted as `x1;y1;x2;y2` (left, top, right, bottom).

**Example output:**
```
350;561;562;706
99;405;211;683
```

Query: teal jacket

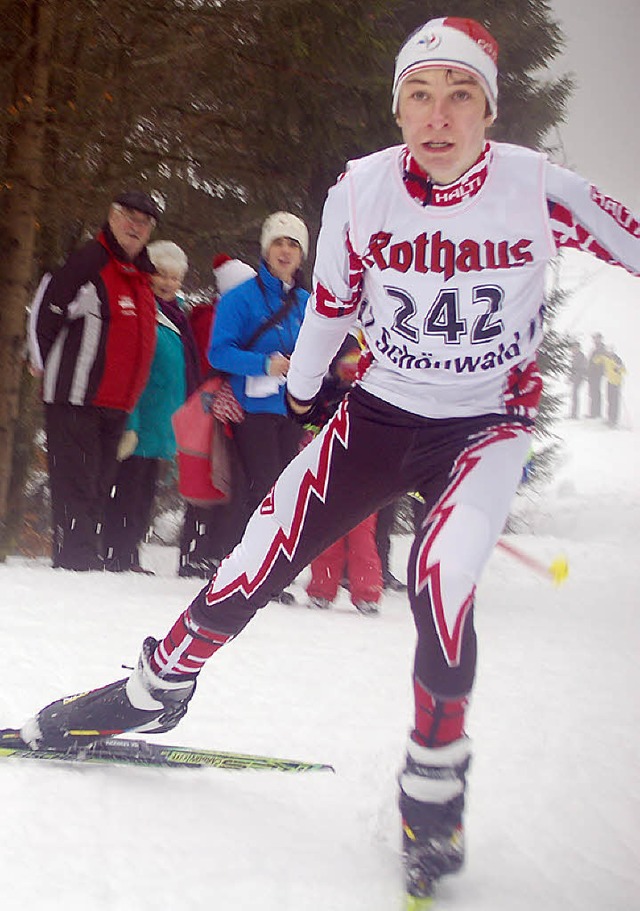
126;307;186;459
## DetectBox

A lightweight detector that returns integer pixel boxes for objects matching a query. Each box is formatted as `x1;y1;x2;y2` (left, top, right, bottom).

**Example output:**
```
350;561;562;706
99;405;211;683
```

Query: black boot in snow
399;737;472;900
20;638;196;749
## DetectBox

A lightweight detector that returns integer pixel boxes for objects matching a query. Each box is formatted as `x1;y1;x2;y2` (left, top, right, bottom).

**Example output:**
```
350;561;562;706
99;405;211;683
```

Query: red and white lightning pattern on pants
150;405;352;681
204;402;351;607
415;422;531;667
150;612;232;678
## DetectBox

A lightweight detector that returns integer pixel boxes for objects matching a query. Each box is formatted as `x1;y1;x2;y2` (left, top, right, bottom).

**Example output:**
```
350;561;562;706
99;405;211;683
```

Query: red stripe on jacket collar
401;143;491;206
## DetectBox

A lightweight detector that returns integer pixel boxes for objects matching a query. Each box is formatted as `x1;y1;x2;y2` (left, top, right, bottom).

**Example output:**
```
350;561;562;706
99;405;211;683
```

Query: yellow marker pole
497;539;569;586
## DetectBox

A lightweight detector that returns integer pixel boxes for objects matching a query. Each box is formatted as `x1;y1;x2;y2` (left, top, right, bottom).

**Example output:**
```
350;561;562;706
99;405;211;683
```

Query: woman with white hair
103;240;201;573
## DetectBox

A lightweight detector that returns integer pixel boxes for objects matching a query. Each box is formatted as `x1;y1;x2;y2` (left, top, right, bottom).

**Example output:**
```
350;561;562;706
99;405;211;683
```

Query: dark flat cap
114;190;161;222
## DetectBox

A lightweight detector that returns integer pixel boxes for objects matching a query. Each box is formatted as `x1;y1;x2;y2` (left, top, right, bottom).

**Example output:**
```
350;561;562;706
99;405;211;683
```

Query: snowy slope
1;256;639;910
1;412;638;911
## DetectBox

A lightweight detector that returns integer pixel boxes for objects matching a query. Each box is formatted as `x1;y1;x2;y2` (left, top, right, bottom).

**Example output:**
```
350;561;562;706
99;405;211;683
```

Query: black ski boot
20;637;196;749
399;737;472;900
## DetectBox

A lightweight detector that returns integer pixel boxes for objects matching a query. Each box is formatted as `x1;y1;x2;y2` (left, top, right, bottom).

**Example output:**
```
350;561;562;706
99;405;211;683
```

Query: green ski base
0;728;334;773
405;894;435;910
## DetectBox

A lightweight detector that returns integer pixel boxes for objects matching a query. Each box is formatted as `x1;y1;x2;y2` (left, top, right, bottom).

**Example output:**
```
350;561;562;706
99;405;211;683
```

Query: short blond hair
148;240;188;279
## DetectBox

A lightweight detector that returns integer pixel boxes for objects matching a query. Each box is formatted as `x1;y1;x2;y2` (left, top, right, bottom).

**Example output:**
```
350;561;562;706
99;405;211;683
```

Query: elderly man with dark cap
30;189;161;570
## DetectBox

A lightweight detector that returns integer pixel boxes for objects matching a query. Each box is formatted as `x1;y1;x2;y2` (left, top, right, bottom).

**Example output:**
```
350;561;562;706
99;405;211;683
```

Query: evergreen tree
0;0;576;550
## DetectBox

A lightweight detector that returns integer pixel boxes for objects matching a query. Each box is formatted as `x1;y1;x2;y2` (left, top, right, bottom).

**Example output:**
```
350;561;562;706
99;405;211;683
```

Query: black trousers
588;376;602;418
376;497;425;579
570;380;583;419
232;411;303;525
179;492;248;571
607;384;621;426
45;404;127;570
103;455;160;570
375;500;395;579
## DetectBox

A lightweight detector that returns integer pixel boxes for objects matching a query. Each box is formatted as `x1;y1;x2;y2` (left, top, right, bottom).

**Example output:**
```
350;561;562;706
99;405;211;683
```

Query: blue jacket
208;261;309;415
126;302;189;459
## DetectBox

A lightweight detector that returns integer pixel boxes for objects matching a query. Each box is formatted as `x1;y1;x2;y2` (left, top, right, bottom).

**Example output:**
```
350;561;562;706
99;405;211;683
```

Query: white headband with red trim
392;17;499;116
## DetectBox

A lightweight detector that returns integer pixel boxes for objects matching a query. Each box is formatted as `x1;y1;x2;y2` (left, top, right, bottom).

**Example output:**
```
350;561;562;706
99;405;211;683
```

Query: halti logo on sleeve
590;187;640;236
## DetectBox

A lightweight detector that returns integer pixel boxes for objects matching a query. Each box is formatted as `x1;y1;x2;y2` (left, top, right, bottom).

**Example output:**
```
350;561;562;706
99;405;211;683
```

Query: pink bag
172;378;235;506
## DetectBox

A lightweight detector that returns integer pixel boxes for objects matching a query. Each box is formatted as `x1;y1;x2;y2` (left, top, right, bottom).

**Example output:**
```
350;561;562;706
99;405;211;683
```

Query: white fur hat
147;240;188;279
392;17;498;116
260;212;309;259
212;253;256;295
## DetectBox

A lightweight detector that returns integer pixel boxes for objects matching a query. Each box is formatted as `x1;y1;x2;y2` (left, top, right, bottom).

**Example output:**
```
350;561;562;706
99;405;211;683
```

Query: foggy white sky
547;0;640;211
545;1;639;375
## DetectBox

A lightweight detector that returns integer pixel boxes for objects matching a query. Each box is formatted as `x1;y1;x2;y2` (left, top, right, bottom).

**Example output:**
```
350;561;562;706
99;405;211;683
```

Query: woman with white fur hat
206;212;310;600
20;15;640;907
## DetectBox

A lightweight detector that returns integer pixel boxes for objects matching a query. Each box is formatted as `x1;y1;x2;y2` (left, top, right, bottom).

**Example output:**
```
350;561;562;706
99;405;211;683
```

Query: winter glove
285;389;319;425
117;429;138;461
286;376;347;430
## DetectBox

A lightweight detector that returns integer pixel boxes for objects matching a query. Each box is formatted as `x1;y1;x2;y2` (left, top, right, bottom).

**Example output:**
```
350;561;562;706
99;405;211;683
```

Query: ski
404;865;436;911
0;728;334;773
404;894;435;910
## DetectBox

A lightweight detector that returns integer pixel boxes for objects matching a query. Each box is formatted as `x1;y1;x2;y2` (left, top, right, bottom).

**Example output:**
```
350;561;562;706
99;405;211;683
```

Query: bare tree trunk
0;0;57;552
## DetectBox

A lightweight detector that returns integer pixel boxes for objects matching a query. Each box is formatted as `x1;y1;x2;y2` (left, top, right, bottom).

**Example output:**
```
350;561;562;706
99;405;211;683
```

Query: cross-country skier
18;15;640;902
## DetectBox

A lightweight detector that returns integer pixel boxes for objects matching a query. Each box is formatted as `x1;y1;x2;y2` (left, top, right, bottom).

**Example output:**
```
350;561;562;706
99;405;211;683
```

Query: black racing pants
156;388;532;719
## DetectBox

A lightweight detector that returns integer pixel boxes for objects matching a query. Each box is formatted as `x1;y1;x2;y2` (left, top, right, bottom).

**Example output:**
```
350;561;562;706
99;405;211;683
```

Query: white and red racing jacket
287;141;640;420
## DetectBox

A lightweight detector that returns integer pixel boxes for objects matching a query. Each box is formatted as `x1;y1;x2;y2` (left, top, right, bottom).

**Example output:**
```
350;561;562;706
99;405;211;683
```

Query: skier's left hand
285;389;317;424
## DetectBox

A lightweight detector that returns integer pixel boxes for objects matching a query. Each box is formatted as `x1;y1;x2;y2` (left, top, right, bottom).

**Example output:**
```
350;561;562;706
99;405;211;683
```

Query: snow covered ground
1;256;638;910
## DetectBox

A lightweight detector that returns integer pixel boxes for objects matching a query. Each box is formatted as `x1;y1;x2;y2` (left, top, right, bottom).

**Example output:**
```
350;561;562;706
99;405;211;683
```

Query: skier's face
395;67;493;185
